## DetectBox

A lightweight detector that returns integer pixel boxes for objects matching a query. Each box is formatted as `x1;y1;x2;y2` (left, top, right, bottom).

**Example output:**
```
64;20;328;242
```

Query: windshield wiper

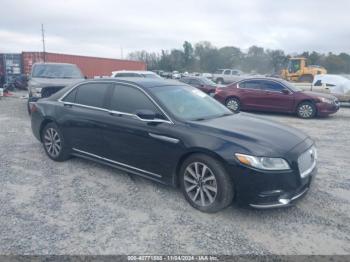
192;117;207;121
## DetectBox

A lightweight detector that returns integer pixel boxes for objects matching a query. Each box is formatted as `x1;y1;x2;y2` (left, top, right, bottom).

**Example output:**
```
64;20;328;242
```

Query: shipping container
22;52;146;78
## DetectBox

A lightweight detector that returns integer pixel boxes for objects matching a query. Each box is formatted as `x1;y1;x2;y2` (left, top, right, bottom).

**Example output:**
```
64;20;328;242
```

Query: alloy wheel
298;104;313;118
226;99;239;111
44;128;61;158
184;162;218;207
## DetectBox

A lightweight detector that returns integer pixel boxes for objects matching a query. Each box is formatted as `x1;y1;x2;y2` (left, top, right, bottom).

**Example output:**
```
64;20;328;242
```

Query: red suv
214;78;340;118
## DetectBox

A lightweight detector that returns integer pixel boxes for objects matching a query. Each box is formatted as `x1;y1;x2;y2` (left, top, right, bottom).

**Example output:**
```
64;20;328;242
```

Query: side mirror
136;109;156;120
282;89;290;94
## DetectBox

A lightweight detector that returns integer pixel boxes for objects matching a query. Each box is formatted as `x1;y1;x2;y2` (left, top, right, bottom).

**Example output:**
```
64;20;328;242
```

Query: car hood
301;91;337;100
29;77;84;87
189;113;309;156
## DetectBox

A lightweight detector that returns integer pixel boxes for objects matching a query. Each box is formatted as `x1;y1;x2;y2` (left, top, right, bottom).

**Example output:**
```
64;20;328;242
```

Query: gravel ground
0;92;350;255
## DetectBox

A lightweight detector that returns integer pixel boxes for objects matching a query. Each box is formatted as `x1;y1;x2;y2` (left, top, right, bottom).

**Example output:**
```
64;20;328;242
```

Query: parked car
111;70;161;79
172;71;181;79
27;62;85;113
30;78;316;212
180;76;217;95
214;77;340;118
313;74;350;95
212;69;245;84
201;73;213;79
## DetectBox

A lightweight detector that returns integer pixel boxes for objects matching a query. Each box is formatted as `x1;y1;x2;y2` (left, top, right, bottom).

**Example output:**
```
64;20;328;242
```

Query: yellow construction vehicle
281;57;327;83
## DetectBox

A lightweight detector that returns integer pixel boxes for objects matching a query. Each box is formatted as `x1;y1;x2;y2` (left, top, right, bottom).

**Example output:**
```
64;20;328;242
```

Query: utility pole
41;24;46;62
120;47;123;59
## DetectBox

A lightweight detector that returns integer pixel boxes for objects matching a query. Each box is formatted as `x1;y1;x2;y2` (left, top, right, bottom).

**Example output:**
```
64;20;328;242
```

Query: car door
258;80;294;112
237;80;266;110
223;70;231;83
60;82;112;156
102;83;183;183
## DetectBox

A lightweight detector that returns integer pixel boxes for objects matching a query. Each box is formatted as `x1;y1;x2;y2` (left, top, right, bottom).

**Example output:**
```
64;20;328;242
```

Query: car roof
47;78;184;101
33;62;77;66
86;78;183;88
111;70;156;75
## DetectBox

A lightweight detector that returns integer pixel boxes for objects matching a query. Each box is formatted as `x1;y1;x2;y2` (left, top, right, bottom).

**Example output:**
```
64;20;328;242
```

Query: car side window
110;84;165;118
115;73;140;77
74;83;110;108
232;70;239;76
62;88;78;103
262;81;284;92
239;81;261;90
224;70;231;75
314;80;322;86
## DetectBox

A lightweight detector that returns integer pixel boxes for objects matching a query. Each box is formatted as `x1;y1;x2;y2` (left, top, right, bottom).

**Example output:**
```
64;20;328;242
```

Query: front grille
298;146;317;178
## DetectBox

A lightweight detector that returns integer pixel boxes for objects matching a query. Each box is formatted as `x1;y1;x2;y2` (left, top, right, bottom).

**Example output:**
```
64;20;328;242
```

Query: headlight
319;97;333;104
235;153;291;171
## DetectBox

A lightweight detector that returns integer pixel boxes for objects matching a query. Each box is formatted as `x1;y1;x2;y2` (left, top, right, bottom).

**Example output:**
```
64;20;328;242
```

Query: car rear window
75;83;110;108
240;81;261;90
62;88;78;103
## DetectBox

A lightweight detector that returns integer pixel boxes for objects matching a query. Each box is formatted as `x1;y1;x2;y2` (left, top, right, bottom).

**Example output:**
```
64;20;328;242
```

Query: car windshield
152;85;232;121
280;79;302;92
32;64;83;79
215;69;224;74
142;74;161;79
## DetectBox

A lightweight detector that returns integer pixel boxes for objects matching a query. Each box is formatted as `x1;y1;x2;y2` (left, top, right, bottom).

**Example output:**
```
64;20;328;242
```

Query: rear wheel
225;97;240;112
180;154;234;213
42;122;70;161
296;101;316;119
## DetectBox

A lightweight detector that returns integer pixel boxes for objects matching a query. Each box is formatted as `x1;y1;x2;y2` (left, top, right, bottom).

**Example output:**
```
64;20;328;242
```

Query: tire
27;99;31;115
180;154;234;213
41;122;70;161
298;75;314;83
225;97;240;112
216;78;224;84
296;101;316;119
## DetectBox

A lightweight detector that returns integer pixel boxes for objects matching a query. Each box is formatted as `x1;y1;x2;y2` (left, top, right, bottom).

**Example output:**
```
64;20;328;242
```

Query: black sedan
30;78;317;212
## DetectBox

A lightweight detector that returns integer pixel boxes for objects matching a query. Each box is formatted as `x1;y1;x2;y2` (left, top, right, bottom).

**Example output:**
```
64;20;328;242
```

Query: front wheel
225;97;240;112
42;122;70;161
180;154;234;213
297;102;316;119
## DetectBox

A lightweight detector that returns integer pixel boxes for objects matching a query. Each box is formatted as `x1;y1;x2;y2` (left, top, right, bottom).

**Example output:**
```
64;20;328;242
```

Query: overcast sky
1;0;349;58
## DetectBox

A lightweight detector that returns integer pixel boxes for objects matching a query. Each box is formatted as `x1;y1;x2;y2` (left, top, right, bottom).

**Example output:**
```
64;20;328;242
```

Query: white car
172;71;181;79
313;74;350;95
111;70;161;79
212;69;245;84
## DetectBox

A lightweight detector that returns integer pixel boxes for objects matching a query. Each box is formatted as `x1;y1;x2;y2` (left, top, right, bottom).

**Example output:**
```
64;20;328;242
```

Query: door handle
148;133;180;144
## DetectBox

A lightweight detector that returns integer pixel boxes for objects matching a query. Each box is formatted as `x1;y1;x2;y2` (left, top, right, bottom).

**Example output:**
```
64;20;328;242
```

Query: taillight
30;103;38;113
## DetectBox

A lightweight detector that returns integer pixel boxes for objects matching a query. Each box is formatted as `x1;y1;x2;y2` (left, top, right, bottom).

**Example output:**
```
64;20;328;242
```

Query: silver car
28;62;85;112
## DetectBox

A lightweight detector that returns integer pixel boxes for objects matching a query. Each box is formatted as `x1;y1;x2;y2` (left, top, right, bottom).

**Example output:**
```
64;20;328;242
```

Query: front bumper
230;138;316;209
249;175;312;209
316;101;340;116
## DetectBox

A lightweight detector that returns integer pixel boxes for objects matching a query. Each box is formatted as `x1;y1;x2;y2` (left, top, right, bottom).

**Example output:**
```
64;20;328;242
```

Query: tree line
127;41;350;74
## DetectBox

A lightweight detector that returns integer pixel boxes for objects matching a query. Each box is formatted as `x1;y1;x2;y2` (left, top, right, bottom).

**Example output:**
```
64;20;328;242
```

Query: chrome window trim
58;80;174;124
72;148;162;178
